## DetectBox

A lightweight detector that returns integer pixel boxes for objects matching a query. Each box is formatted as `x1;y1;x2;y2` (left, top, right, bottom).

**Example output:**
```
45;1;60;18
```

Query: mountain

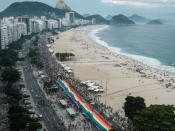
147;19;163;24
110;14;135;25
0;1;83;19
86;15;109;24
129;14;149;23
55;0;71;10
83;14;91;17
105;15;113;20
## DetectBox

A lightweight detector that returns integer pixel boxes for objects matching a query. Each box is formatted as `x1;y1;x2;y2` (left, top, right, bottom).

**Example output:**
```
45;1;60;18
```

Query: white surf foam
89;26;175;73
89;25;121;53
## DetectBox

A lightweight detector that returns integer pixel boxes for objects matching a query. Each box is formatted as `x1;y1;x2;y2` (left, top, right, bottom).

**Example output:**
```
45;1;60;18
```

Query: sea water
89;24;175;73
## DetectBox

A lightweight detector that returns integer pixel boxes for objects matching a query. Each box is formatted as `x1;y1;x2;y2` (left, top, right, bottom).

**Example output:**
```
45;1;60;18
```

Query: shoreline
52;25;175;111
89;25;175;74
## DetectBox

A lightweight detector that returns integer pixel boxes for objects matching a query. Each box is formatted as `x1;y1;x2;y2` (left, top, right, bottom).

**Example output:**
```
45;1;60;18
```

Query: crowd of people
53;91;98;131
38;34;136;131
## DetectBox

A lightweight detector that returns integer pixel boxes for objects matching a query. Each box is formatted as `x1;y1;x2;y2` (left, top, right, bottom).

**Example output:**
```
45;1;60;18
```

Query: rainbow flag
57;80;112;131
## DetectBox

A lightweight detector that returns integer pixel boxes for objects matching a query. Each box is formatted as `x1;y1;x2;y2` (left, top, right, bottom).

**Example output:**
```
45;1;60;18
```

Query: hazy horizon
0;0;175;21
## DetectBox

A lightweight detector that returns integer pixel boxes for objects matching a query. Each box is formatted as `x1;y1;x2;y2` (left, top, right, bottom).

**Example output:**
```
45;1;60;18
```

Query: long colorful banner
57;79;112;131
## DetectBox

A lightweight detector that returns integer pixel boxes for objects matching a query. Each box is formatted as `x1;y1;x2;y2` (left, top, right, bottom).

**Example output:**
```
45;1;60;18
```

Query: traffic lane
23;70;58;131
24;68;65;131
25;74;57;131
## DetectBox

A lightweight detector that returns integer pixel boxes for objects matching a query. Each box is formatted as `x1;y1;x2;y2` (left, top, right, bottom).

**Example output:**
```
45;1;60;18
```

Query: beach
52;25;175;112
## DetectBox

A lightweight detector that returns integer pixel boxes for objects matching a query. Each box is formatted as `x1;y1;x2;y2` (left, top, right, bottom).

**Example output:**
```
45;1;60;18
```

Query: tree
8;105;42;131
31;57;38;65
32;37;39;46
123;96;146;120
110;127;118;131
28;48;43;69
55;52;75;61
8;37;24;50
29;122;42;131
4;88;22;102
0;49;18;67
9;106;31;131
133;105;175;131
30;57;43;69
0;57;16;67
28;48;40;58
1;68;21;86
36;61;43;69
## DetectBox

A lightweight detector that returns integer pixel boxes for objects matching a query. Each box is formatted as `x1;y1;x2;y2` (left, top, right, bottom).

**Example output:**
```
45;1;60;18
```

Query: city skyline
0;0;175;20
0;11;91;50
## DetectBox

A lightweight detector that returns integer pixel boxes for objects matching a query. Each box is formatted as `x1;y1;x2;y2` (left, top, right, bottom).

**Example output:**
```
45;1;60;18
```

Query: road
22;38;66;131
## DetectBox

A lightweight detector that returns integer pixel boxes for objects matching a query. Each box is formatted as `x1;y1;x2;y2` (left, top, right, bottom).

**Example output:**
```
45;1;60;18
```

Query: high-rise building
36;20;46;32
0;20;2;50
1;25;9;50
0;15;63;49
92;18;96;25
1;17;15;44
13;22;27;41
65;12;75;23
29;19;44;33
57;19;62;28
30;20;37;33
47;20;59;30
17;16;30;34
7;25;13;44
41;16;46;21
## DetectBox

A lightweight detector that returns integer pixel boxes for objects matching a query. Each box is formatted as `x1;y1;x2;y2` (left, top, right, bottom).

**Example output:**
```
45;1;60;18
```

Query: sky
0;0;175;20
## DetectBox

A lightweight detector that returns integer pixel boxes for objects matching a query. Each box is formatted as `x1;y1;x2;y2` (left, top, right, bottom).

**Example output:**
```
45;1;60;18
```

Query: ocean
89;24;175;73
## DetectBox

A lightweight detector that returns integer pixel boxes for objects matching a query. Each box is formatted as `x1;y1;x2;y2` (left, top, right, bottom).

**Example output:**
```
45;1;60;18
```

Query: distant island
110;14;135;25
147;19;163;24
129;14;149;23
86;14;136;25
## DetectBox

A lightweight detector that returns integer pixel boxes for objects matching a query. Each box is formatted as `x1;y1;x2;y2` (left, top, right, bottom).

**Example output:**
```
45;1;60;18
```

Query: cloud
101;0;175;8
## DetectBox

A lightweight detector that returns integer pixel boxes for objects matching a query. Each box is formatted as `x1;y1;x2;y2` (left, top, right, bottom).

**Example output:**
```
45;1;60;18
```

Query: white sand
52;25;175;111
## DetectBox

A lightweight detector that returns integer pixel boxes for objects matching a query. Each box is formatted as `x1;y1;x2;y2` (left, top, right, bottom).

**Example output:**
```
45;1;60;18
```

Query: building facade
0;14;91;50
17;16;30;34
0;20;1;50
65;12;75;23
1;25;8;50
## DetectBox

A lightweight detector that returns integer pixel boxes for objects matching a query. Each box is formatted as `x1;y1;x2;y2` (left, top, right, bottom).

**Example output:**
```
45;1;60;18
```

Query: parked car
24;100;31;105
25;104;33;109
30;114;38;120
23;94;30;98
28;109;35;114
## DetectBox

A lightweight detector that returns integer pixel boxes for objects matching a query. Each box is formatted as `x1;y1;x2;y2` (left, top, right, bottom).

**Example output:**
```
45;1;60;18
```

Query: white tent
48;48;54;53
46;44;51;48
59;100;68;107
66;108;76;117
